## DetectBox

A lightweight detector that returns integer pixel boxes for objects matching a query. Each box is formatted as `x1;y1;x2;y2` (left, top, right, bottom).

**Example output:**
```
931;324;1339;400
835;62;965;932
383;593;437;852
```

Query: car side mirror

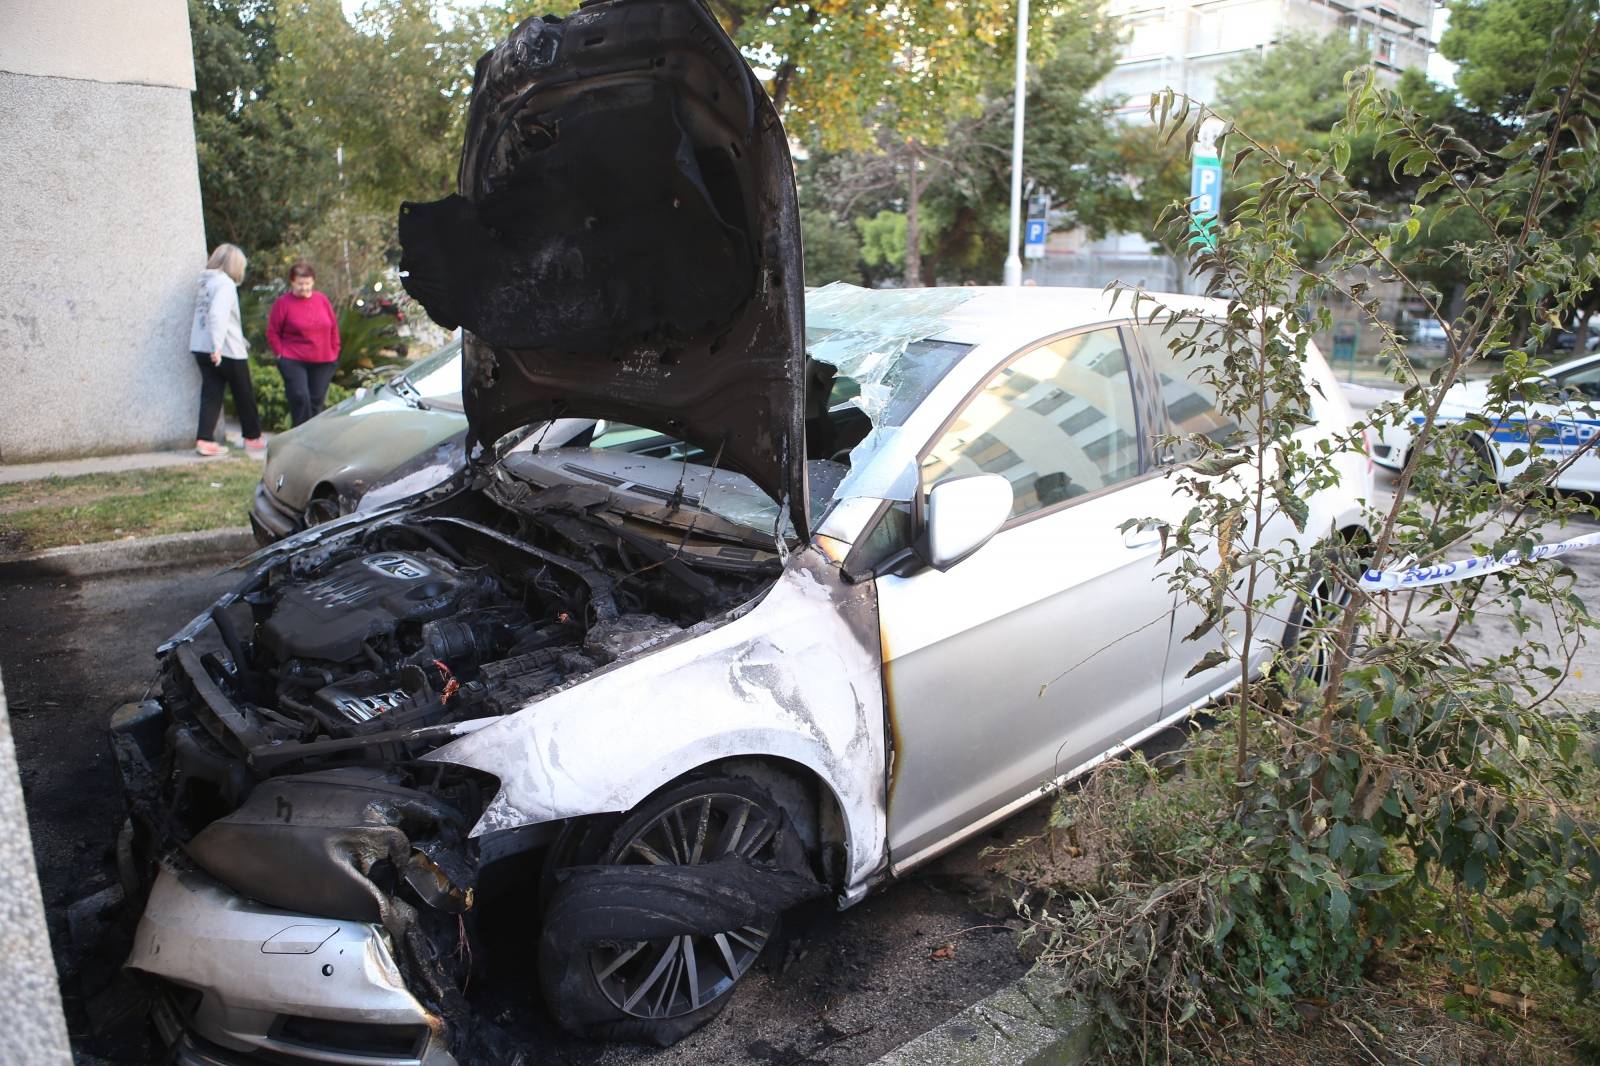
922;473;1012;570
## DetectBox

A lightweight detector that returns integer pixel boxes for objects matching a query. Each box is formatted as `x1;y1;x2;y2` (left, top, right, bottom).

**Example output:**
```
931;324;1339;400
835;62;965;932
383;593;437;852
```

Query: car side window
920;328;1143;520
1137;321;1240;455
1555;363;1600;403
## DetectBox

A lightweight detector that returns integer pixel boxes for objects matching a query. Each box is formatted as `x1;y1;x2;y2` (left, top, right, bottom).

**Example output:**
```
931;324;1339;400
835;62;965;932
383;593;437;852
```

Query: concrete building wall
1100;0;1436;118
0;1;206;463
0;669;72;1065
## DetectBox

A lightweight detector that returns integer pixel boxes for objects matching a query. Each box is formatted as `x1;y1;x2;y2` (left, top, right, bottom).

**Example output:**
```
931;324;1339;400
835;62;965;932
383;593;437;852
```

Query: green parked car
250;337;469;544
251;336;695;545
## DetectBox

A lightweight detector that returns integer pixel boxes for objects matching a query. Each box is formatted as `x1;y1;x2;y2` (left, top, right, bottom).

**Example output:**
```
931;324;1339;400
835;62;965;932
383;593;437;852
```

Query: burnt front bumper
129;859;455;1066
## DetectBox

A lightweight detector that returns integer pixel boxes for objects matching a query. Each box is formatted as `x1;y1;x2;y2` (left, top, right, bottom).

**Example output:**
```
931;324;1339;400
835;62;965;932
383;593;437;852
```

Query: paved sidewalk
870;971;1089;1065
0;421;269;485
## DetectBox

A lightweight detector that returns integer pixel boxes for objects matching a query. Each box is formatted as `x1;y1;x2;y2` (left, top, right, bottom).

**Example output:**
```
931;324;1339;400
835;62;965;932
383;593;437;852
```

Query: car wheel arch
531;754;852;905
304;482;344;525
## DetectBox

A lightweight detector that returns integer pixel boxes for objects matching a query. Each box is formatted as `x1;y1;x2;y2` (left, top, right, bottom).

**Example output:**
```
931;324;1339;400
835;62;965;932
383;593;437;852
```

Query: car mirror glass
923;473;1012;570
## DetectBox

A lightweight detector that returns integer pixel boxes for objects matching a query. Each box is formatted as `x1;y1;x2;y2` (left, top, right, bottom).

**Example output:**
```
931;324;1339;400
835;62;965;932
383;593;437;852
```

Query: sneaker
243;436;266;452
196;440;226;457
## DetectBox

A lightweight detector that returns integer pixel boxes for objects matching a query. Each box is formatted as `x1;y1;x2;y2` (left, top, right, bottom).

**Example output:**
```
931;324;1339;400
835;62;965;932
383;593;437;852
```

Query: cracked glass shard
803;283;979;503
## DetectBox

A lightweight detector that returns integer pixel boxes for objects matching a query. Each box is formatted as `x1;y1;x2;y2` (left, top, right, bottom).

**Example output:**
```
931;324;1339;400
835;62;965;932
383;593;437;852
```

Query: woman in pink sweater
267;261;342;426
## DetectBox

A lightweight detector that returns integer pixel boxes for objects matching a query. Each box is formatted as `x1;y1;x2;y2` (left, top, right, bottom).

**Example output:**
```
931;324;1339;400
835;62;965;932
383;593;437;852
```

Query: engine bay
135;487;782;842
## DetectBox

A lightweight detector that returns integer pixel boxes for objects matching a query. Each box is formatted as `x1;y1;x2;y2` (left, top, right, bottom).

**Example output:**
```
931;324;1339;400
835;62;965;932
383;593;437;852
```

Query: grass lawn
0;457;260;554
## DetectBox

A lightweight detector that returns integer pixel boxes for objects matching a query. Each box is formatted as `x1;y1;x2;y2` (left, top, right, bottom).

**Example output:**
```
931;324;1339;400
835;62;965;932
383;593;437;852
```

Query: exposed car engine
120;493;780;848
255;544;599;739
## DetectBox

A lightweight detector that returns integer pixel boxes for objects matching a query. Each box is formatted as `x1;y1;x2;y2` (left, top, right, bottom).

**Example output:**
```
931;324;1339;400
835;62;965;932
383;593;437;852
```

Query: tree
790;0;1124;284
190;0;551;285
1033;12;1600;1044
190;0;324;262
1439;0;1581;115
1439;0;1600;344
273;0;476;210
918;7;1132;282
710;1;1039;148
707;1;1059;284
799;208;865;285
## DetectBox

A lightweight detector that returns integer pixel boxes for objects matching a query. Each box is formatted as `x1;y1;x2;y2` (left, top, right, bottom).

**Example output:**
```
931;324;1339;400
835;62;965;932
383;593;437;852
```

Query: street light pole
1003;0;1029;287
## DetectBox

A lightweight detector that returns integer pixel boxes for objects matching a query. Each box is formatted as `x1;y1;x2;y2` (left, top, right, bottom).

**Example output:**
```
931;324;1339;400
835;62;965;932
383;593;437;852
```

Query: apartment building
1029;0;1436;289
1101;0;1436;116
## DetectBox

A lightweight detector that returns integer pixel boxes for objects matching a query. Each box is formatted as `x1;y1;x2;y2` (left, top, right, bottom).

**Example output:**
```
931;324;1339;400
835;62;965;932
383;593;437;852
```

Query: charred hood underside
398;0;810;535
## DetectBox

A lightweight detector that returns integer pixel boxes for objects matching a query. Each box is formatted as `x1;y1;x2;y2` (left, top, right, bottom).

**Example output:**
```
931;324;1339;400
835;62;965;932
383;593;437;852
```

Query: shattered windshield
514;284;979;539
802;283;980;506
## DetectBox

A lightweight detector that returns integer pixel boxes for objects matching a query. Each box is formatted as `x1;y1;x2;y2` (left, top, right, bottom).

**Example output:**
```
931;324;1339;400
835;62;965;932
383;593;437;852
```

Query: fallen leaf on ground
1461;984;1534;1015
931;943;956;961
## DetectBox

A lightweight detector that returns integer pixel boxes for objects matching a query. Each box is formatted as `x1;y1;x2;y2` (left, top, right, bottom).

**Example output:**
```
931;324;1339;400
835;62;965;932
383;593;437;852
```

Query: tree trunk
905;146;921;287
1575;296;1596;354
771;60;796;113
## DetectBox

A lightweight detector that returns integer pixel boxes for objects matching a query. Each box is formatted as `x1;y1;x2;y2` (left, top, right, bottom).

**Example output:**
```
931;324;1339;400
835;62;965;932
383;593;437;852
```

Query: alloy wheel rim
1295;572;1351;686
589;793;777;1019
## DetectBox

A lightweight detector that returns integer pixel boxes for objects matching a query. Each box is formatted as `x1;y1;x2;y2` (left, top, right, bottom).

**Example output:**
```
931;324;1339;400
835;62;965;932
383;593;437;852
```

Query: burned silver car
112;2;1372;1063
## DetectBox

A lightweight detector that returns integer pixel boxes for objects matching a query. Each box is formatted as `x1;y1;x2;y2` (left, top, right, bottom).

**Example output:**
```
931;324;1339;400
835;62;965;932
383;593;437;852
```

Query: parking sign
1188;119;1225;250
1024;218;1047;259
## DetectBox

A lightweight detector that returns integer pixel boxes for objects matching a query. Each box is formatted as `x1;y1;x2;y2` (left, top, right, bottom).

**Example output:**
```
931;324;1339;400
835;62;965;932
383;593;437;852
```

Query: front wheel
1281;537;1366;688
538;776;793;1046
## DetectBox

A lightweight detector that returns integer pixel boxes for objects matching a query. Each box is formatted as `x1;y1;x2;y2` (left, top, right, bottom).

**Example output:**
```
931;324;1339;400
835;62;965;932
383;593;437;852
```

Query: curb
870;971;1091;1065
0;528;256;580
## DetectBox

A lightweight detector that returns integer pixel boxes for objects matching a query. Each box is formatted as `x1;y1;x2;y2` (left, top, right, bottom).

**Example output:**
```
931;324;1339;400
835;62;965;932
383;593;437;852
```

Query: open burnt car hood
398;0;809;535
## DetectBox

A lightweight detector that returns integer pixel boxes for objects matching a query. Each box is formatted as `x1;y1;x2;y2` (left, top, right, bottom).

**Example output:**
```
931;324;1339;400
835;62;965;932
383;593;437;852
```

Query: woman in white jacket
189;243;263;456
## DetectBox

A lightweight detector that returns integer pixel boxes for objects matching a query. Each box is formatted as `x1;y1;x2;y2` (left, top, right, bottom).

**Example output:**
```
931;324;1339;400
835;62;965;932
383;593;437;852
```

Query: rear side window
1138;321;1240;451
921;328;1143;520
1554;362;1600;404
1138;319;1313;456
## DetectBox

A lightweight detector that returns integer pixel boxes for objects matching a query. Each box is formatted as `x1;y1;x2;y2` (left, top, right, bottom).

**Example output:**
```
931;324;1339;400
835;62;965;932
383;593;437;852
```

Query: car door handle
1124;526;1162;550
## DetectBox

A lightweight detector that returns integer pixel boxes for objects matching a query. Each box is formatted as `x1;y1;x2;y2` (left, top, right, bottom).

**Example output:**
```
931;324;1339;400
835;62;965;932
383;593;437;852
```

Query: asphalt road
0;559;1038;1066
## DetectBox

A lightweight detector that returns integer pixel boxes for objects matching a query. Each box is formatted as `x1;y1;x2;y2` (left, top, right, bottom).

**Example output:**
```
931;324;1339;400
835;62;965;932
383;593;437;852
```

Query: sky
1428;4;1459;87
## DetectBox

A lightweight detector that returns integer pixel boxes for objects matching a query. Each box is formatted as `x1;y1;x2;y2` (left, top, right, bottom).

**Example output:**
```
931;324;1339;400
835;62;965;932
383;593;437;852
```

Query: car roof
1546;349;1600;377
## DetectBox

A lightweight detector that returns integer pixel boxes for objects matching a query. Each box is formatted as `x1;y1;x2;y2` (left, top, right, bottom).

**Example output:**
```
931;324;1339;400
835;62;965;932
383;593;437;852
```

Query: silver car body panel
423;548;891;900
877;471;1183;861
127;861;450;1065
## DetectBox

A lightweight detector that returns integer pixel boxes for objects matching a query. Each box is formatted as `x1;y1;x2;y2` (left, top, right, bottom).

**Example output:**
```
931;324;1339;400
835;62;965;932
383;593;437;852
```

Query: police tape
1358;531;1600;592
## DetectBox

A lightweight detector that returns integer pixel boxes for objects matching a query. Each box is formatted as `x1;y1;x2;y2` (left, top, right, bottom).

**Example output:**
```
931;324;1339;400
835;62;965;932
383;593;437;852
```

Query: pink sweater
268;291;341;363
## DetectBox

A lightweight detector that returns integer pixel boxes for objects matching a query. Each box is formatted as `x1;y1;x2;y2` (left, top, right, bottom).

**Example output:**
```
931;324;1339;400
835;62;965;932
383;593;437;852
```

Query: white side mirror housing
924;473;1012;570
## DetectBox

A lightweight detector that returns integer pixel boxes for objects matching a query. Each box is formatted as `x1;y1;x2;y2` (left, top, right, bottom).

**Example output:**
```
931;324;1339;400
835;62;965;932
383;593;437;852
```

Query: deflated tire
537;776;824;1045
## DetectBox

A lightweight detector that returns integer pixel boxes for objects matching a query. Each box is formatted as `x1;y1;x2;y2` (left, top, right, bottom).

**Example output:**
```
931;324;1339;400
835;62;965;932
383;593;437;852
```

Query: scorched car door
877;327;1173;869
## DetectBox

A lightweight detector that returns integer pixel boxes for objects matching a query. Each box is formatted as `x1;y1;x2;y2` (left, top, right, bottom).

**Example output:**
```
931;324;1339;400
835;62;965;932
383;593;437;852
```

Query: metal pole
1003;0;1029;287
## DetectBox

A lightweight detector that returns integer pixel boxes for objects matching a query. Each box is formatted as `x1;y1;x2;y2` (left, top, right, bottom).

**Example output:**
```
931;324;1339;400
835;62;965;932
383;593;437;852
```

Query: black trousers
277;358;338;426
193;352;262;440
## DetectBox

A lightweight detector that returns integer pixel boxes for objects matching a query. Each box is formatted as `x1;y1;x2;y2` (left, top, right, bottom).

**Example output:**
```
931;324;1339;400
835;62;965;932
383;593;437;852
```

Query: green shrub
233;356;352;433
333;306;405;388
